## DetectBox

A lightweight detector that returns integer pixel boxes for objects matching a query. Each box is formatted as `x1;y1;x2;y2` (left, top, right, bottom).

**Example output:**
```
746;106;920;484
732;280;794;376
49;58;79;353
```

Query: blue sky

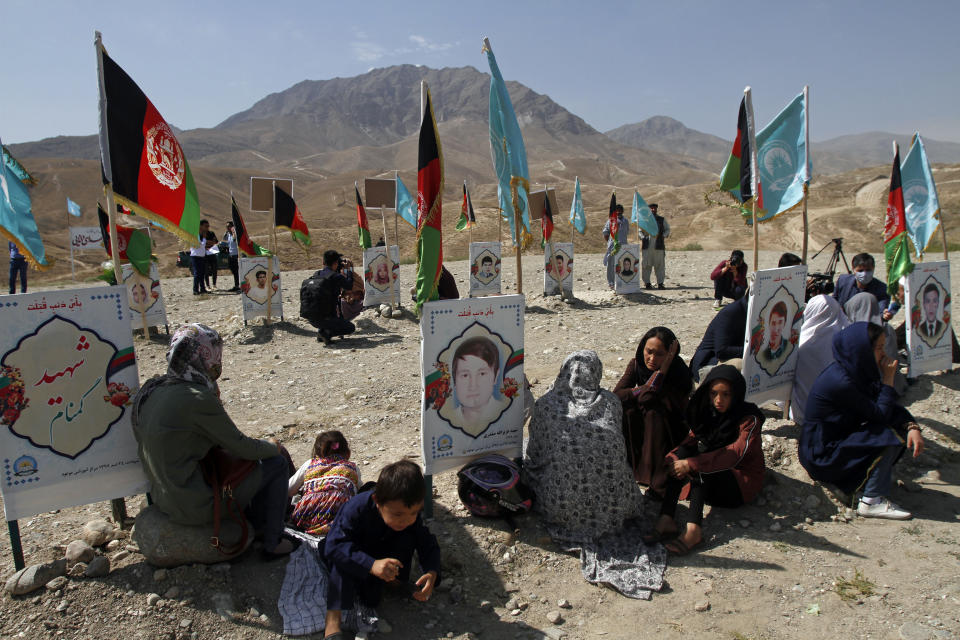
2;0;959;145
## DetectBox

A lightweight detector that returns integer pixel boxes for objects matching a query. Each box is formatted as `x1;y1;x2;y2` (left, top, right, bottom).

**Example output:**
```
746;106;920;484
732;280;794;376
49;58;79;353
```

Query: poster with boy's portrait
544;243;574;296
469;242;502;297
741;264;807;404
614;244;640;294
120;263;167;331
420;295;525;475
0;286;147;520
362;245;401;306
239;256;282;321
905;260;952;377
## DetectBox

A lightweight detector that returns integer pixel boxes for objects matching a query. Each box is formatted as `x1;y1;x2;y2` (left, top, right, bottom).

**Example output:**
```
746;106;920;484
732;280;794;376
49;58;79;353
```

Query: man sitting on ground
833;252;897;321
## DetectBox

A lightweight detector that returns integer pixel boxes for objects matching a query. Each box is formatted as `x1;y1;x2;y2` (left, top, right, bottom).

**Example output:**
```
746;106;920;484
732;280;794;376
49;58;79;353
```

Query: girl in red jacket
647;364;765;555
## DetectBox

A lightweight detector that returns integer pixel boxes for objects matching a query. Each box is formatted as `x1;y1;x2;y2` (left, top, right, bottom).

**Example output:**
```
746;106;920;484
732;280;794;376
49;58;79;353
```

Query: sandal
262;537;298;560
664;537;701;556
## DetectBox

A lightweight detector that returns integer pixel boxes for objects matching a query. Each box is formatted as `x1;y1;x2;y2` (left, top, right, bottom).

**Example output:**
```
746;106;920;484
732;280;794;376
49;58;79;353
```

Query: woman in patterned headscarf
523;350;642;542
132;324;294;558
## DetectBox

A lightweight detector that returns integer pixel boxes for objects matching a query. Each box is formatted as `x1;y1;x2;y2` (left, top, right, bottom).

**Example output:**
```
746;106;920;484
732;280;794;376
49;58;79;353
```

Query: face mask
854;270;873;285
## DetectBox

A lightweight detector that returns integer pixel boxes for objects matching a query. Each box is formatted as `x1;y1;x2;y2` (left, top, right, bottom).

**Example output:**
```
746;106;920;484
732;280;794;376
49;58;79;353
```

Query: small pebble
179;619;192;629
558;599;572;609
694;601;711;612
769;522;782;532
147;593;161;607
546;610;563;625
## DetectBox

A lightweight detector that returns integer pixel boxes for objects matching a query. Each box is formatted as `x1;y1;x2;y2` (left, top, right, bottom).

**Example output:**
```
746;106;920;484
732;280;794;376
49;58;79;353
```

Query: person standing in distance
641;203;670;290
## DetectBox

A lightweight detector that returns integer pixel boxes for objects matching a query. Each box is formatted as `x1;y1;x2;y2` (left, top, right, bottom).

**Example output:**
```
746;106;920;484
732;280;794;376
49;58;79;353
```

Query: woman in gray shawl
523;350;643;541
844;292;907;395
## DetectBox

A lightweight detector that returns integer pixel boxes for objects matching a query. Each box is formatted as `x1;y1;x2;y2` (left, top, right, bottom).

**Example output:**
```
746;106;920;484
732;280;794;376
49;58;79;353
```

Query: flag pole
380;205;396;311
801;86;811;263
95;32;124;285
266;181;276;326
744;86;759;272
394;170;402;308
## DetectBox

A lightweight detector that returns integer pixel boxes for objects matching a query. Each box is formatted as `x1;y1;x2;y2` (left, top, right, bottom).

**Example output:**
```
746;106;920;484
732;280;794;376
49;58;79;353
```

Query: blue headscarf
831;322;880;391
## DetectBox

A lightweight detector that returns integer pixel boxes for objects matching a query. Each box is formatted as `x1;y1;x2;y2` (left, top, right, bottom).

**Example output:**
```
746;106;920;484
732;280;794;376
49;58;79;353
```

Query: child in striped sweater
288;431;360;536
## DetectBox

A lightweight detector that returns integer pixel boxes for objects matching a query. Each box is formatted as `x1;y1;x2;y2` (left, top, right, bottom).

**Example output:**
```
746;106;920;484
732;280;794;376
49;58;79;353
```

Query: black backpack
300;270;335;322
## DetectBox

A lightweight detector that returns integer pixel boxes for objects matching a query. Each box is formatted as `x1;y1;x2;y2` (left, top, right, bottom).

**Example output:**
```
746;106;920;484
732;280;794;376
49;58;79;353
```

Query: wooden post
744;87;760;272
515;194;523;295
801;85;810;264
380;206;396;310
394;171;402;308
266;182;276;325
940;217;949;260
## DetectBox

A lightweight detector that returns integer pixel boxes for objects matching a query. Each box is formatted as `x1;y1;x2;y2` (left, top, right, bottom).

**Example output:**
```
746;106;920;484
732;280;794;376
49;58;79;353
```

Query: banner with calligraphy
239;256;283;322
420;295;525;475
741;264;808;404
905;260;952;377
468;242;502;297
0;286;147;520
69;227;104;252
613;244;640;294
120;263;168;332
544;242;573;297
362;245;401;307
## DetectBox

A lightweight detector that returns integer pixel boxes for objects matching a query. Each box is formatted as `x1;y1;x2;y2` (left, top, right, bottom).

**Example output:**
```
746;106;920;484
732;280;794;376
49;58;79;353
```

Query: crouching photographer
300;250;357;345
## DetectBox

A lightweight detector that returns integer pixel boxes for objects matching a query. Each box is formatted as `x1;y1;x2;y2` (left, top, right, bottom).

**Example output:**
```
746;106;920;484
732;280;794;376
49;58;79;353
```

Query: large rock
65;540;95;564
132;505;253;568
5;559;67;595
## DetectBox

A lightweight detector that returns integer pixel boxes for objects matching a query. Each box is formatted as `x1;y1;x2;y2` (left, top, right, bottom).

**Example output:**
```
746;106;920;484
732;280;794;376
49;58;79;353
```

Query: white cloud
409;34;454;52
351;41;387;63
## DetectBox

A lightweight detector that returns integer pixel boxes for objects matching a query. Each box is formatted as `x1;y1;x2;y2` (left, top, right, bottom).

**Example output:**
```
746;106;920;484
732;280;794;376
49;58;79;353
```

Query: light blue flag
569;176;586;234
483;38;533;248
1;145;50;268
1;144;35;185
750;92;810;224
900;133;941;257
632;190;658;237
67;197;82;217
395;176;417;228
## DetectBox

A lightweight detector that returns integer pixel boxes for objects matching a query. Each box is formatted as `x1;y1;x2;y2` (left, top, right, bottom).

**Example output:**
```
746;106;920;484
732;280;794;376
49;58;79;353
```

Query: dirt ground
1;249;959;640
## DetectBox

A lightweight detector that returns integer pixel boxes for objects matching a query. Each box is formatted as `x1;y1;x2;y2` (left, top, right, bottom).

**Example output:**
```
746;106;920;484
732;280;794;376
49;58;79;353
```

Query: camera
806;273;835;300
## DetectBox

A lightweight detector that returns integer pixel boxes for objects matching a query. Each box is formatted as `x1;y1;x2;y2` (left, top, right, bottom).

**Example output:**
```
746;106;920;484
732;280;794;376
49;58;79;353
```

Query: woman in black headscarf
650;365;765;555
613;327;693;497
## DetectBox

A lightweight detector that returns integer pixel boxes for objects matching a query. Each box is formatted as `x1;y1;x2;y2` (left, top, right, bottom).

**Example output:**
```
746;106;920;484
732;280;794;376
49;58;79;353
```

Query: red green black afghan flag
273;183;311;251
608;192;620;255
718;96;763;209
355;184;372;249
455;181;476;231
883;143;913;295
415;87;444;315
98;203;152;275
96;39;201;245
231;196;270;257
540;190;554;248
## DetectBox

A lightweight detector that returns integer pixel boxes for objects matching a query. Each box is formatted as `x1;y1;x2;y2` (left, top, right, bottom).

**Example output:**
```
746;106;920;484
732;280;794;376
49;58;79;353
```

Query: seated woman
844;291;906;395
131;324;294;557
523;350;642;541
789;295;850;425
613;327;693;497
799;322;924;519
651;365;765;555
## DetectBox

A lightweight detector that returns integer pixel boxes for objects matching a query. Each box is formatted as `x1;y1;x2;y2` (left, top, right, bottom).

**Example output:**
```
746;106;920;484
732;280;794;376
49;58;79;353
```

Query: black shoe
317;330;332;345
644;282;653;290
658;283;666;290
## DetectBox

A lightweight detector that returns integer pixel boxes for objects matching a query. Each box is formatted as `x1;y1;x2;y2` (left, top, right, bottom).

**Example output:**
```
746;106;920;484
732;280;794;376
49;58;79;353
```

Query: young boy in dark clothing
323;460;441;640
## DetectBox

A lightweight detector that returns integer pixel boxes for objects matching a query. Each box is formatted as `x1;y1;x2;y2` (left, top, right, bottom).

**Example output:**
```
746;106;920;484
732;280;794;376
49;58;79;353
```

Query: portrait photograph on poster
121;263;167;331
420;295;524;475
239;256;282;321
741;264;807;403
614;244;640;294
469;242;502;297
362;245;401;306
0;287;146;521
905;261;952;377
544;242;573;296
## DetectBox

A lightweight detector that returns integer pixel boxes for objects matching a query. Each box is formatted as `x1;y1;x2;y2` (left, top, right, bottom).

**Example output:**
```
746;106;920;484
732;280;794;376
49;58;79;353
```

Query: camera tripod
811;237;850;278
